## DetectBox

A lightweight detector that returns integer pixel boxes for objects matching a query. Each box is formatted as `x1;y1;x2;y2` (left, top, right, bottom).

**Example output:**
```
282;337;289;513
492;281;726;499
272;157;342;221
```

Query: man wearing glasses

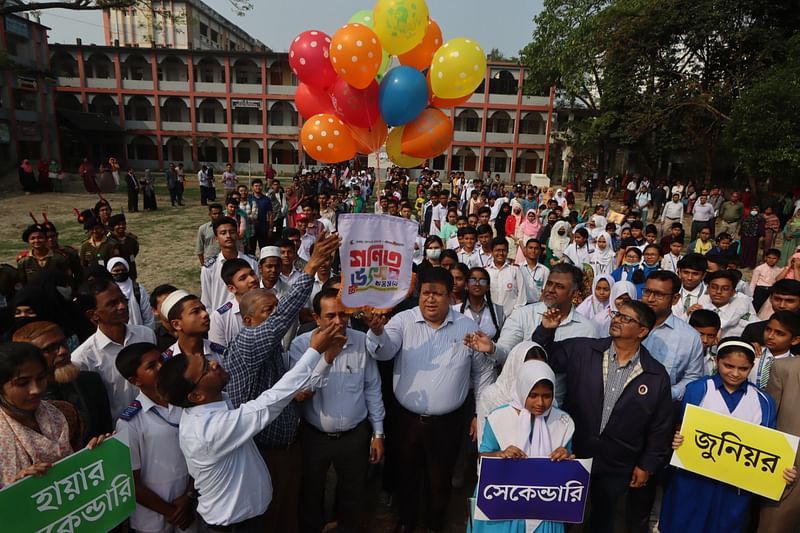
532;300;673;533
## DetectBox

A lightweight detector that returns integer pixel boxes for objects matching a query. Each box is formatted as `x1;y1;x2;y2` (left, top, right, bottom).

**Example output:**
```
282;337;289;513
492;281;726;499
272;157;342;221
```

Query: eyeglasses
642;288;674;300
191;357;211;390
468;278;489;286
610;310;641;325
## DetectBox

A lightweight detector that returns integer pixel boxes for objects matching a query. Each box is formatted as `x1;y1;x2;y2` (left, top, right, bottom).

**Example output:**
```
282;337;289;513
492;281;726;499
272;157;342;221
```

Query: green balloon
348;9;375;29
376;51;392;81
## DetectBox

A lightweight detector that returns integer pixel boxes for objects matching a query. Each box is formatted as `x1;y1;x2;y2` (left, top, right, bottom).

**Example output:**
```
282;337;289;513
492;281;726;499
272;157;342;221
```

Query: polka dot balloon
289;30;337;89
330;23;383;89
429;37;487;100
300;113;357;164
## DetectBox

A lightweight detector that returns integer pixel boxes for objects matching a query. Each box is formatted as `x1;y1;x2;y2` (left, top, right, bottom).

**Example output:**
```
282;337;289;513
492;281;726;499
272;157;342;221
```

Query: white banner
338;214;418;310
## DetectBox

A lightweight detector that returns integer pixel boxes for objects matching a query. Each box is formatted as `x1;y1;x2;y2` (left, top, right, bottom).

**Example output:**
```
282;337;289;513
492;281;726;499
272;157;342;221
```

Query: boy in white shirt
749;311;800;389
661;238;684;273
695;270;758;337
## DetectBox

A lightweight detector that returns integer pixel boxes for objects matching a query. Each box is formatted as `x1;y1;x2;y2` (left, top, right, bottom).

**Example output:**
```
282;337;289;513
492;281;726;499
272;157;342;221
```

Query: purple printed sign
475;457;592;523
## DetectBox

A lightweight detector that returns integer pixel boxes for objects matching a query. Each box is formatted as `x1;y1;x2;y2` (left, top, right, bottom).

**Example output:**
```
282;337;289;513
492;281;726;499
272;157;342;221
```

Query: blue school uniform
659;375;777;533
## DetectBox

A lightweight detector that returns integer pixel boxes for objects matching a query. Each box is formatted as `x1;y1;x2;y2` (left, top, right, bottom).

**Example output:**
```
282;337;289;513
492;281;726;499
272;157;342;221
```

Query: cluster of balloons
290;0;487;166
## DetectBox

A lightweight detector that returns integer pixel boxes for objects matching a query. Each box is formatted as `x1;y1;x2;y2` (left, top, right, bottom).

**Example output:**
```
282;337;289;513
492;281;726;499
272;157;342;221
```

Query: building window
237;146;250;163
236;109;250;125
13;89;38;112
202;107;216;123
199;22;208;37
210;30;218;43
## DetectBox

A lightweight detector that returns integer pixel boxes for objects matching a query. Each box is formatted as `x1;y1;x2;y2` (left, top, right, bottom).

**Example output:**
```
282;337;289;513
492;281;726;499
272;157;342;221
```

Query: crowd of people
2;165;800;533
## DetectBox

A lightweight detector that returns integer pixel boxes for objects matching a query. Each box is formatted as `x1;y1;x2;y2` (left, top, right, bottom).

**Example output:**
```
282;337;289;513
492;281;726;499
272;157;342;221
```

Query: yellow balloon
430;37;487;99
373;0;429;55
386;126;425;167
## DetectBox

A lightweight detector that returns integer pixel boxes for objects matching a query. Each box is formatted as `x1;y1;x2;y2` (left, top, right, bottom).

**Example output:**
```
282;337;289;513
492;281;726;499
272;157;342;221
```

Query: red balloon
295;83;336;119
289;30;337;89
330;78;380;129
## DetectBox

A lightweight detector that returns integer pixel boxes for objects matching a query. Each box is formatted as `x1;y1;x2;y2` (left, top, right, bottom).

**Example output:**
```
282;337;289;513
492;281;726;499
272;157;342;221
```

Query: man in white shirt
672;253;708;322
485;238;527;317
200;216;258;313
691;194;715;240
156;322;344;532
73;279;157;418
518;238;550;304
295;215;315;262
636;185;652;223
209;258;259;347
660;193;684;236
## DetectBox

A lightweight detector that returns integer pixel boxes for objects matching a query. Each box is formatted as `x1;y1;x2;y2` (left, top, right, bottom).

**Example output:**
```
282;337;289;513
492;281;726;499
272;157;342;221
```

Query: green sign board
0;437;135;533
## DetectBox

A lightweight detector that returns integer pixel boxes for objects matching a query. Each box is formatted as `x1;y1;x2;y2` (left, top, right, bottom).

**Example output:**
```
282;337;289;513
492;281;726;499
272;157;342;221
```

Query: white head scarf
593;280;637;333
512;360;556;457
106;257;143;327
589;215;608;240
576;274;614;321
589;231;617;271
548;221;572;258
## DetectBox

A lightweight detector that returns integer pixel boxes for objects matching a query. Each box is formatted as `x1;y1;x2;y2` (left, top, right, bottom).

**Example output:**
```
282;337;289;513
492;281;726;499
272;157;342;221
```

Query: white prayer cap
259;246;282;262
160;289;192;320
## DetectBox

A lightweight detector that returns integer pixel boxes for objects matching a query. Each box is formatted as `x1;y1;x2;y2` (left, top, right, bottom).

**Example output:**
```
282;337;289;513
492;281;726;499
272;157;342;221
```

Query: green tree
726;35;800;188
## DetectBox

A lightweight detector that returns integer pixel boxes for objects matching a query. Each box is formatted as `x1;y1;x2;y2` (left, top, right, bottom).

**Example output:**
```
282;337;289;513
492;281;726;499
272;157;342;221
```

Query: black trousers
168;186;179;206
201;512;266;533
299;420;371;533
200;185;212;205
273;217;285;238
249;231;271;255
395;404;463;532
690;220;710;241
259;441;302;533
586;474;632;533
127;189;139;212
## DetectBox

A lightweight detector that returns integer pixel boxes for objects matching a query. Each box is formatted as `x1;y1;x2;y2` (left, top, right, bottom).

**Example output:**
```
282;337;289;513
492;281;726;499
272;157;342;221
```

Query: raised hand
464;331;494;353
540;307;563;329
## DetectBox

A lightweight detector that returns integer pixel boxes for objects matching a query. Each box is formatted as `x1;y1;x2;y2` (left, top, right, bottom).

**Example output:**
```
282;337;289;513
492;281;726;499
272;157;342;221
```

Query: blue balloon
379;66;428;126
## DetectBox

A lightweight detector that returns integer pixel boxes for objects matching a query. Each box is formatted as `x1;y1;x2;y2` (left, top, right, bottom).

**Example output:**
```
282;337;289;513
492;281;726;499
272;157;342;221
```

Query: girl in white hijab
546;220;572;266
106;257;155;330
593;280;637;335
576;274;614;322
588;231;617;275
471;360;575;533
554;188;567;208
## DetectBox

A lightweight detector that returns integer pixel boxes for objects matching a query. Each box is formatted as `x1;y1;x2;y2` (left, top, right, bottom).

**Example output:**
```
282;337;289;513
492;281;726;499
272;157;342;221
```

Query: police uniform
199;252;258;313
208;298;243;348
116;393;194;533
163;338;226;363
78;238;119;269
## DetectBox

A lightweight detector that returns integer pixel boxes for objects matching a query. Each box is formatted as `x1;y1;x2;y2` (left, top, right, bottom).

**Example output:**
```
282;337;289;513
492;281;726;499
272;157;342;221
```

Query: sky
39;0;542;57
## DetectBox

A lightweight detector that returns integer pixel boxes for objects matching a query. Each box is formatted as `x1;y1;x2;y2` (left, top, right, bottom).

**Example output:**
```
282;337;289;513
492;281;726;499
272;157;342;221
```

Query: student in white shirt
563;227;593;267
485;238;527;318
115;343;194;533
518;238;550;304
588;231;616;276
73;278;157;419
161;290;226;363
672;253;708;321
689;310;721;376
200;217;258;313
748;312;800;388
661;239;684;273
295;216;315;263
209;258;259;348
660;193;684;236
156;322;345;532
696;270;758;338
455;227;482;268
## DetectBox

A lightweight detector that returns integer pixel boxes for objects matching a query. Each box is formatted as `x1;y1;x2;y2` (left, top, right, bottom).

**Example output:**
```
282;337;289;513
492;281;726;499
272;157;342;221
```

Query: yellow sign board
670;404;799;500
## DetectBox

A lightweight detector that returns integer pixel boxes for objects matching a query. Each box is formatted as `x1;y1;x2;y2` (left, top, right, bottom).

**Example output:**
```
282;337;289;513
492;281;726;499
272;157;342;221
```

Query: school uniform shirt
698;292;759;338
180;347;331;527
672;283;706;322
749;349;794;389
115;393;189;533
641;313;706;400
72;325;157;419
477;248;493;268
485;262;528;317
661;253;682;273
451;301;505;340
209;298;243;348
298;232;315;262
163;338;225;364
366;307;495;416
200;252;259;313
288;329;385;434
280;265;303;285
456;247;483;268
445;235;459;250
518;262;550;304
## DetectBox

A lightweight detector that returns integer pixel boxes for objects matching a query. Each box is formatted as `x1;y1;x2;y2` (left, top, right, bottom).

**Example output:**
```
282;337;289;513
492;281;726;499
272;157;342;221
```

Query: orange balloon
386;126;425;168
426;70;472;108
400;108;453;158
398;19;443;70
301;114;357;164
351;116;389;154
330;23;383;89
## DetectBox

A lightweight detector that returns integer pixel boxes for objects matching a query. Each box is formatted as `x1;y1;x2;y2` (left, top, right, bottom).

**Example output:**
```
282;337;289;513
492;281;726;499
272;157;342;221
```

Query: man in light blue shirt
364;267;495;533
288;288;384;533
641;271;705;401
